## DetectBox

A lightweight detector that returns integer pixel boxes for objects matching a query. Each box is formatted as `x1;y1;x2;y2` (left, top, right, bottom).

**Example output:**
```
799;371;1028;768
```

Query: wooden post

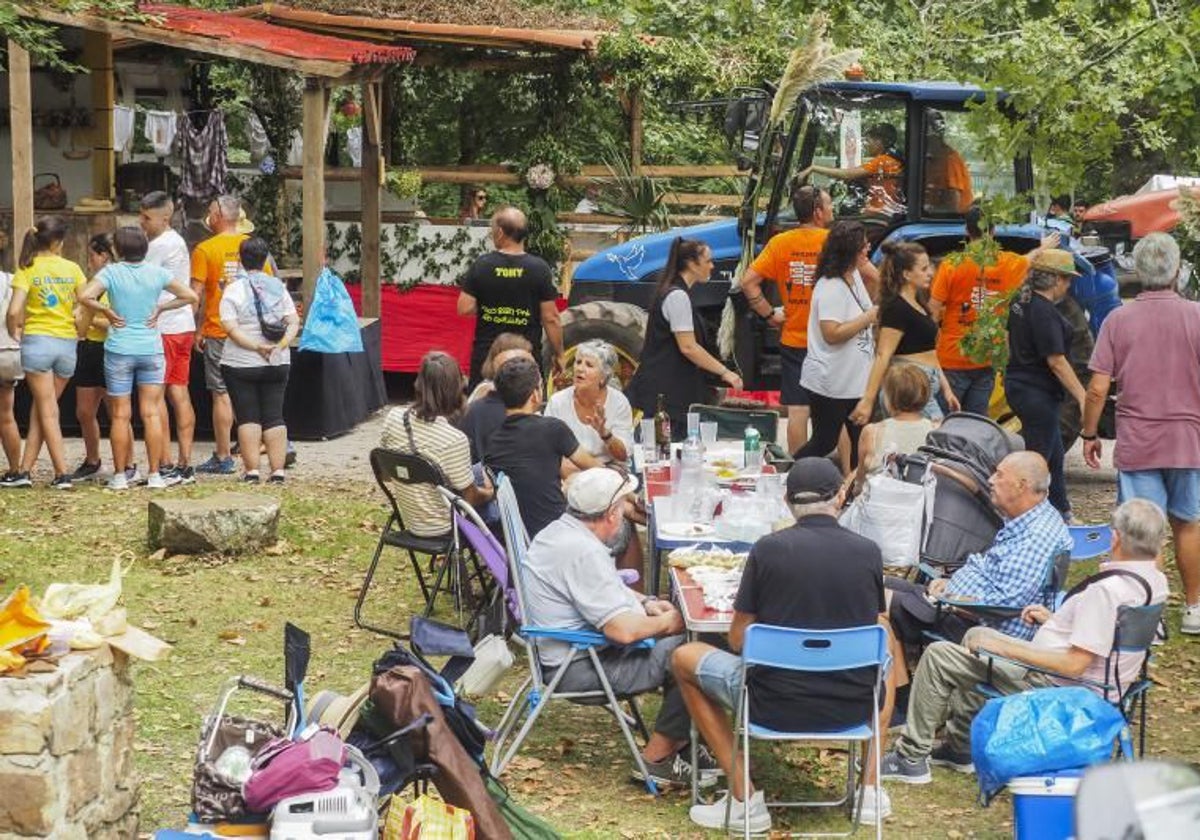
84;31;115;200
629;87;643;175
360;80;383;319
8;41;34;240
301;78;330;312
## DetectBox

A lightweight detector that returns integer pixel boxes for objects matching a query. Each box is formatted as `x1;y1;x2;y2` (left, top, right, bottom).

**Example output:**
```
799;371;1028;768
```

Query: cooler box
1010;769;1083;840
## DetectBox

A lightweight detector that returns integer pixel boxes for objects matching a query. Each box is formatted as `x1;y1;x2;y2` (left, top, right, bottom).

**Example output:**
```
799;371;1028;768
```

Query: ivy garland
326;222;489;290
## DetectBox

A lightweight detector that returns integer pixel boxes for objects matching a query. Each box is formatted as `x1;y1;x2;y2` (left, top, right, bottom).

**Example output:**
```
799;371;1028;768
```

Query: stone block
148;492;281;554
0;767;56;835
0;696;49;754
49;678;96;756
66;747;102;817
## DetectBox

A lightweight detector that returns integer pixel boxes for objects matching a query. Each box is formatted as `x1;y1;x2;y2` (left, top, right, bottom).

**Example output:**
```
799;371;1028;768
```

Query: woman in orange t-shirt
801;123;905;216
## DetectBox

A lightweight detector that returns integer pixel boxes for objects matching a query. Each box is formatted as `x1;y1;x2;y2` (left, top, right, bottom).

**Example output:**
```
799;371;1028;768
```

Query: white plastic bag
41;558;125;625
840;471;931;568
456;634;513;697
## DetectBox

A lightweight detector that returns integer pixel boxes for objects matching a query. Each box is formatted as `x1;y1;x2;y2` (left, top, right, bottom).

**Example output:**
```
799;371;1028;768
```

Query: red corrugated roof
141;4;416;65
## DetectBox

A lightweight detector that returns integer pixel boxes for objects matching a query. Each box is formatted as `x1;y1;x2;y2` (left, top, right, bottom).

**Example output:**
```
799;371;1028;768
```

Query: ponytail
878;240;926;304
654;237;708;301
18;216;69;269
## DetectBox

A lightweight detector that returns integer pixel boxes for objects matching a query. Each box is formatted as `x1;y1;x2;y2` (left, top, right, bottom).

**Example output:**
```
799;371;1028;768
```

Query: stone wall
0;647;139;839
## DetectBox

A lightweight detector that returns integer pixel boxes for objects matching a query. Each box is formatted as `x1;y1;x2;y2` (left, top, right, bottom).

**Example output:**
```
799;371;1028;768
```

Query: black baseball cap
786;457;844;504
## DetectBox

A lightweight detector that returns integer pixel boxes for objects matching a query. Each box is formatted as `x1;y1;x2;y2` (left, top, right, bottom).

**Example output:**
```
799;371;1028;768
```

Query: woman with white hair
545;339;635;465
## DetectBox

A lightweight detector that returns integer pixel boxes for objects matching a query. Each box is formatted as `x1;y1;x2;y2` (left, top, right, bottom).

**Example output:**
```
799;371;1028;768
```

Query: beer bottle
654;394;672;462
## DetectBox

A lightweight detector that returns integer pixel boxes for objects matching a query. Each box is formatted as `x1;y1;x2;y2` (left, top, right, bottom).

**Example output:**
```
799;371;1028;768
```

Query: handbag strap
247;275;274;333
1062;568;1152;606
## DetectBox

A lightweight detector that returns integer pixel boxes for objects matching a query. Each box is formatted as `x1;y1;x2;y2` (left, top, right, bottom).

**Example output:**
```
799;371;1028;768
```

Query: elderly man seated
671;458;894;831
887;451;1072;647
522;467;711;789
881;498;1170;782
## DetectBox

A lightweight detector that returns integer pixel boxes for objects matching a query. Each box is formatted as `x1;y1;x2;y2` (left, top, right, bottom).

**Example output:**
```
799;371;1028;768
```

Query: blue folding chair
1069;524;1113;561
488;474;659;794
731;624;890;839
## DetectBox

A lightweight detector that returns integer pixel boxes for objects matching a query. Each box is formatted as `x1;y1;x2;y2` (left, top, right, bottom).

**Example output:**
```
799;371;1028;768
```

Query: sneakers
285;443;297;468
267;473;285;485
0;471;32;488
630;753;717;790
125;465;144;485
855;785;892;824
69;460;102;483
107;472;130;491
242;472;261;484
1181;604;1200;636
689;790;772;833
880;750;932;784
50;474;74;490
691;744;724;780
196;454;237;475
176;465;196;485
930;743;975;774
146;471;181;489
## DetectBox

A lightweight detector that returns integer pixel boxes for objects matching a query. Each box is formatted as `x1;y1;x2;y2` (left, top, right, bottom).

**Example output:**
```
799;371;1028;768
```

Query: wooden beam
84;31;115;200
24;6;354;79
629;87;643;175
8;41;34;239
662;192;743;207
360;80;383;319
301;79;331;311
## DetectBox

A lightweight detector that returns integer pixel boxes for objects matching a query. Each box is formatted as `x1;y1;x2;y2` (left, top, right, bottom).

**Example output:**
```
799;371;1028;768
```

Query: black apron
627;279;712;440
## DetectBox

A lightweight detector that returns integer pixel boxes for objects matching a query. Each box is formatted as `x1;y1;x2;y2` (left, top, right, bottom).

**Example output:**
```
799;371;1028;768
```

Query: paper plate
661;522;716;538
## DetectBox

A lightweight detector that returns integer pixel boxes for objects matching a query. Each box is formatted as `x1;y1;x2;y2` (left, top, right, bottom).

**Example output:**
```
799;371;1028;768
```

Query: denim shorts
1118;468;1200;522
20;334;76;378
695;649;743;710
104;351;165;397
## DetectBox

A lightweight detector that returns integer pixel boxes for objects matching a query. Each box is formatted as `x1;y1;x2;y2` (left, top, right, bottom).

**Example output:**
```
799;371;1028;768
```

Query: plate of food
661;522;716;538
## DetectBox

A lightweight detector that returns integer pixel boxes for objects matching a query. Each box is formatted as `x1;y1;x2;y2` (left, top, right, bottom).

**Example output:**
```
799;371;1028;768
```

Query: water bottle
679;433;705;520
744;426;762;471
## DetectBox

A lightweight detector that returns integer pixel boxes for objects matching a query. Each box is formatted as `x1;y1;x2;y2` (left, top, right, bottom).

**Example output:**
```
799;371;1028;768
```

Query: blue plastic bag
298;268;364;354
971;687;1131;802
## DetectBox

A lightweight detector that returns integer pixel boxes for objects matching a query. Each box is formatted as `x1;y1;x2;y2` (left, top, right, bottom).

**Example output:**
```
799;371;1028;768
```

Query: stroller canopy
920;413;1023;489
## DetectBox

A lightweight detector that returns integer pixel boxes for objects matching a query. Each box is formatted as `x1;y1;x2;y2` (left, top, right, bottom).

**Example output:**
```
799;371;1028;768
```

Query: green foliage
385;169;423;200
1177;188;1200;299
596;137;671;235
325;221;488;289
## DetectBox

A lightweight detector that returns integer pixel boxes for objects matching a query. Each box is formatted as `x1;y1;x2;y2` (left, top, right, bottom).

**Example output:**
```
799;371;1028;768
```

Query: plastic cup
700;422;718;446
687;412;701;439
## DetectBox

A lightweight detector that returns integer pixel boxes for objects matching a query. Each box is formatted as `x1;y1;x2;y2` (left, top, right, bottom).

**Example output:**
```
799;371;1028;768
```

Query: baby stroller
894;412;1023;580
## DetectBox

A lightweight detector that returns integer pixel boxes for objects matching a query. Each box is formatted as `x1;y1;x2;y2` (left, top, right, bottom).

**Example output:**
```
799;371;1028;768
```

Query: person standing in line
141;191;198;484
1004;249;1087;519
218;237;300;484
192;195;269;474
793;221;878;470
1082;233;1200;633
457;206;564;391
2;216;87;489
0;261;23;483
78;227;197;490
626;238;743;439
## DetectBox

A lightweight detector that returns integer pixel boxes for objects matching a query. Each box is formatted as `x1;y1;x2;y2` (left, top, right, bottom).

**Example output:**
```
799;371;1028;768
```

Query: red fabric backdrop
346;284;475;373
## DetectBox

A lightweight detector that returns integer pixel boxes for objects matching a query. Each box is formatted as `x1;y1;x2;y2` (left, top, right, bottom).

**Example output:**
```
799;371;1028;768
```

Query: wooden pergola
8;3;414;314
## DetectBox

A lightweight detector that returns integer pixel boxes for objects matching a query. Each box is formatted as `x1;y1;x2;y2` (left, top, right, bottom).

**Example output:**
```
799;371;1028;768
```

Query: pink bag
242;728;346;813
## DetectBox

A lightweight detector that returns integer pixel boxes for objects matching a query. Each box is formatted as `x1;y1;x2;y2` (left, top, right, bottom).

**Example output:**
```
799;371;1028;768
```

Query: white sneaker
146;472;181;489
106;472;129;491
856;785;892;824
1182;604;1200;635
689;790;772;833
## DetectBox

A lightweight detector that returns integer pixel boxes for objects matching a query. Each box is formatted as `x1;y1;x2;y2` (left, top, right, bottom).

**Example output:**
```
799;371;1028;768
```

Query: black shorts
779;344;811;407
221;364;290;431
75;340;107;389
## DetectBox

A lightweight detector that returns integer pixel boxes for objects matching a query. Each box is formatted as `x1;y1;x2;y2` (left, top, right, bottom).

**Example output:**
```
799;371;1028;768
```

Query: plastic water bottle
744;426;762;471
679;433;706;520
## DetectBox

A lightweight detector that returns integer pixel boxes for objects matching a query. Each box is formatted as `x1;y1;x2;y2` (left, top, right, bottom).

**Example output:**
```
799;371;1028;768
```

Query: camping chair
730;624;891;839
438;486;521;639
1069;524;1114;561
974;589;1164;757
356;447;481;639
489;473;659;795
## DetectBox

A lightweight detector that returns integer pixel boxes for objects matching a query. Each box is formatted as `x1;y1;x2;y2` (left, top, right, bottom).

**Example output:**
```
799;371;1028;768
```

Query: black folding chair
355;447;471;639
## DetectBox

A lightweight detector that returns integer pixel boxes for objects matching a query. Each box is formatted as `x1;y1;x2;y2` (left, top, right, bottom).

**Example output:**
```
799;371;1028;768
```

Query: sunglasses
475;193;488;201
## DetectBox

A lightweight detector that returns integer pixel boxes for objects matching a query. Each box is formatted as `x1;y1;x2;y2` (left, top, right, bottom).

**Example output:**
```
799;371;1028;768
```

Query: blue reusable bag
971;686;1132;802
298;268;364;354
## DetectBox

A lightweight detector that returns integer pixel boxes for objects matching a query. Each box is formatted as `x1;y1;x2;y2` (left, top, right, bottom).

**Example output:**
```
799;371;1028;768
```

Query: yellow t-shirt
11;254;87;340
84;292;110;343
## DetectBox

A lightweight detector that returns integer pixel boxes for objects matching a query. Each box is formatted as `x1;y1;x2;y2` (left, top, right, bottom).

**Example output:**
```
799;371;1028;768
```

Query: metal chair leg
627;698;651;742
586;648;658;796
495;654;576;776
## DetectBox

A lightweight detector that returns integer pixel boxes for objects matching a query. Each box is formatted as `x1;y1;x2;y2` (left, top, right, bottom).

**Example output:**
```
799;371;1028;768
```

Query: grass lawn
2;477;1199;838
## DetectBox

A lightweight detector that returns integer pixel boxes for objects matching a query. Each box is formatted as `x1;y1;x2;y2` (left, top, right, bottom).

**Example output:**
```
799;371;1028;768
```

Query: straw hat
236;208;256;235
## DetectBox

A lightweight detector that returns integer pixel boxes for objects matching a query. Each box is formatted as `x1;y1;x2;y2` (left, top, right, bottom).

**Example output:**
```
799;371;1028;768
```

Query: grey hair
789;499;839;519
1025;268;1065;293
1112;498;1168;559
1132;232;1181;291
215;194;242;222
575;339;618;382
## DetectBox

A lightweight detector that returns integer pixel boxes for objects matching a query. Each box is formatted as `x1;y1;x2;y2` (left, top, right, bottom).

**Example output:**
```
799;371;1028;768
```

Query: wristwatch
1080;432;1098;441
601;430;614;442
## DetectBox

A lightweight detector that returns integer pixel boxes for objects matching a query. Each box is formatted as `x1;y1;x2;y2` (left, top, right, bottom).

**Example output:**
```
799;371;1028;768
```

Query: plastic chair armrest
521;626;654;650
934;596;1023;621
972;647;1112;693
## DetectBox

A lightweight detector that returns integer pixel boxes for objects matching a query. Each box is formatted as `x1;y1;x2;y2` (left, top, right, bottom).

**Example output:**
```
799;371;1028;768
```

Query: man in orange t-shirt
739;185;833;453
191;195;272;473
803;124;905;217
929;212;1057;415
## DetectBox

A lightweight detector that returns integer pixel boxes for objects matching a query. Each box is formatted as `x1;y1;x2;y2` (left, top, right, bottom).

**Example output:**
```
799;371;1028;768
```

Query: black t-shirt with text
483;413;579;538
1005;292;1072;396
734;515;886;732
463;251;558;384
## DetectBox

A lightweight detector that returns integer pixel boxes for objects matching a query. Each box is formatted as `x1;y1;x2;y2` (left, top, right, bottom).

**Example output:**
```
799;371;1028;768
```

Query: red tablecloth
346;283;475;373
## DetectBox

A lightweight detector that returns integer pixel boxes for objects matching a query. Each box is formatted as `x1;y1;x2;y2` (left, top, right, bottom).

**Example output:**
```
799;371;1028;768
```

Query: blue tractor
566;80;1121;445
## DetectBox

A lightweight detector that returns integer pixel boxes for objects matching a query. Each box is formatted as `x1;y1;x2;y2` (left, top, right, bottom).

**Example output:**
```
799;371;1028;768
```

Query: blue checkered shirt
944;498;1071;640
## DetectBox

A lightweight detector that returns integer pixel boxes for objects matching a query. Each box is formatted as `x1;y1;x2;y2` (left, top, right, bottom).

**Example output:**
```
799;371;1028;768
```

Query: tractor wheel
545;301;647;393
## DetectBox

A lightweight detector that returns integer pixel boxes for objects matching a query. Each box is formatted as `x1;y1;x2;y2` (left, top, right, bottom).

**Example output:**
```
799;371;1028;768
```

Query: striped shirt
945;498;1071;640
379;408;475;537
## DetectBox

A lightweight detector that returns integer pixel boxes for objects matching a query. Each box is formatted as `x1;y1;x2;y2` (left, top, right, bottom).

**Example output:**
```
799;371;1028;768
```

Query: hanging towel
346;126;363;168
247;112;271;162
112;105;136;155
287;129;304;167
143;110;177;157
176;111;228;202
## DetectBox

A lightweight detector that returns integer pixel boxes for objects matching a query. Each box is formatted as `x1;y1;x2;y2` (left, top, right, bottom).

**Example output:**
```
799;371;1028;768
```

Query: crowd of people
0;193;298;489
380;200;1199;831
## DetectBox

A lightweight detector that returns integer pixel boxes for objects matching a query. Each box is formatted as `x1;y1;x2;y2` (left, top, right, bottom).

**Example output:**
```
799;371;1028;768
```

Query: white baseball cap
566;468;639;516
